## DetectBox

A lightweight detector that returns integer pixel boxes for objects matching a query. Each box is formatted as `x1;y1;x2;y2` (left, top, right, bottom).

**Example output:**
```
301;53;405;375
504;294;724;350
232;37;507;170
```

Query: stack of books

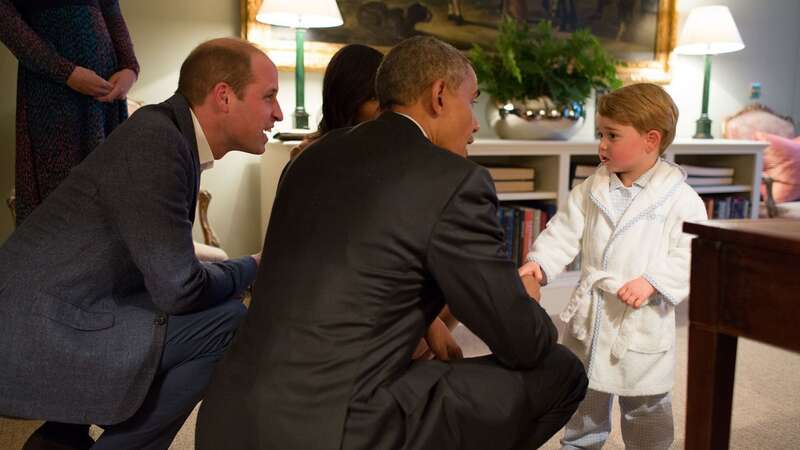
571;164;597;188
682;164;735;187
486;166;535;193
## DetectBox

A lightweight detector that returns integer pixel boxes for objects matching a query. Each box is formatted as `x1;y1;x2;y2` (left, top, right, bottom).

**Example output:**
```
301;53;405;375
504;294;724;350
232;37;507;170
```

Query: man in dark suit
196;36;587;449
0;37;283;449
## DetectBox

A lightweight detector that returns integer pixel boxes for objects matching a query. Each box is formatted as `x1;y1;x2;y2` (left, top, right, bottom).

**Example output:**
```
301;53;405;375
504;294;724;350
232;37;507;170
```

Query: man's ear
211;82;232;113
430;79;446;116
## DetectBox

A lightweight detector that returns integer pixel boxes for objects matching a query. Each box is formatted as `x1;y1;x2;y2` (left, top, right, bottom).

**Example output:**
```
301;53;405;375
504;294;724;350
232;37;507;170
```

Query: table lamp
673;5;744;139
256;0;343;129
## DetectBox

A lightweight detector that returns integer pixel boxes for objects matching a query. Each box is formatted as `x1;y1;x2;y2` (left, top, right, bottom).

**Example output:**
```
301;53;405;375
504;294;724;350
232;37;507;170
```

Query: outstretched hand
518;260;543;282
616;276;655;309
520;273;541;303
250;252;261;267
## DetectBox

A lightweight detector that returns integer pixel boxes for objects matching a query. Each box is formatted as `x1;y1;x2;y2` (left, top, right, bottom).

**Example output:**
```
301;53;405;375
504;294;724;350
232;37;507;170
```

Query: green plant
469;17;622;105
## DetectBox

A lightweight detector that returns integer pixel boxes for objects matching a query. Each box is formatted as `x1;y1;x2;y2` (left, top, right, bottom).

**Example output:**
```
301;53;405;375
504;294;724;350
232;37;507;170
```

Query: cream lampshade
674;5;744;139
256;0;343;129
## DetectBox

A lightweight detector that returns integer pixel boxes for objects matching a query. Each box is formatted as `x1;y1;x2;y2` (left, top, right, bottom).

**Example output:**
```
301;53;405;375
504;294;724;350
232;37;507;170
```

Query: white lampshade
256;0;343;29
674;5;744;55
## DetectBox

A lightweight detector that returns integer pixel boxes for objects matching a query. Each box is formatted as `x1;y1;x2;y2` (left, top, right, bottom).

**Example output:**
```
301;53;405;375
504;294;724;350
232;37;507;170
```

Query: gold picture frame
242;0;678;83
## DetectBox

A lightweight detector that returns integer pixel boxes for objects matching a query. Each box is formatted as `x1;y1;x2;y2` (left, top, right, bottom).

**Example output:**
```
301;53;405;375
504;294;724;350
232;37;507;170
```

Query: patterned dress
0;0;139;225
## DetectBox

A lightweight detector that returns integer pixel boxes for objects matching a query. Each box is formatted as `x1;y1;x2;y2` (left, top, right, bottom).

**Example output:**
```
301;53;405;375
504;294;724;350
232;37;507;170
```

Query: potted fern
469;17;622;140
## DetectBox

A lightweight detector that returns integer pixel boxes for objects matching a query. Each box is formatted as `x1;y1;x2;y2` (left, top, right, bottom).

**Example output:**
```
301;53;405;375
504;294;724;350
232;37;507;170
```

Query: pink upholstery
756;133;800;203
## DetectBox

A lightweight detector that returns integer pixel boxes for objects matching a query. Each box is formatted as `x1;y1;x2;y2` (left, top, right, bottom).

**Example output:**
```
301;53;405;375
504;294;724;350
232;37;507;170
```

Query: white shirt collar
609;159;659;191
190;109;214;171
394;112;429;138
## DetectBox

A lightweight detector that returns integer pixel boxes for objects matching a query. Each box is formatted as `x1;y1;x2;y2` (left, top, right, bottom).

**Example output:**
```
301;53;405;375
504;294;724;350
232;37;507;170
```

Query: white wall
2;0;799;255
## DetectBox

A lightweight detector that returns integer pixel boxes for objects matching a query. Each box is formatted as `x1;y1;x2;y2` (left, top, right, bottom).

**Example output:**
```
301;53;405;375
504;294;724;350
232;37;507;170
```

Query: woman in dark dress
1;1;137;446
0;0;139;225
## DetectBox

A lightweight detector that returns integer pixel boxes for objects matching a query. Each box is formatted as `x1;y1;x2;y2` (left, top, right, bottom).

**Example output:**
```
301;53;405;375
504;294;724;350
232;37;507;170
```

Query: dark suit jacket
0;94;257;425
196;112;557;449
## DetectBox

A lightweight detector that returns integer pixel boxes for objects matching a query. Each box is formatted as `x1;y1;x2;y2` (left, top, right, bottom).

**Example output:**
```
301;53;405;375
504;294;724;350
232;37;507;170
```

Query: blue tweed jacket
0;94;257;425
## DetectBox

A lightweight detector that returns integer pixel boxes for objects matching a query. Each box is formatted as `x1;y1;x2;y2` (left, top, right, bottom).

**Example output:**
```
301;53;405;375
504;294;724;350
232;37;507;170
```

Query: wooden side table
683;219;800;449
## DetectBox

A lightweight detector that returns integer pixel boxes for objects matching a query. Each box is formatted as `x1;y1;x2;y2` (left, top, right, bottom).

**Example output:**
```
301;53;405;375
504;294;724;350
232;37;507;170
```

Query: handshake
518;261;655;309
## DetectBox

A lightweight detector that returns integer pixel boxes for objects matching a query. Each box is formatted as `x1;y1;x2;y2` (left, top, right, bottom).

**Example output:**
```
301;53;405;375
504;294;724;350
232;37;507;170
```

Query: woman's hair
317;44;384;135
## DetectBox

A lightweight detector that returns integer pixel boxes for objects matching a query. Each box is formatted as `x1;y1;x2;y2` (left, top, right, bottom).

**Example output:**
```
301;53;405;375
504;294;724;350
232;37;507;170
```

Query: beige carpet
3;303;799;449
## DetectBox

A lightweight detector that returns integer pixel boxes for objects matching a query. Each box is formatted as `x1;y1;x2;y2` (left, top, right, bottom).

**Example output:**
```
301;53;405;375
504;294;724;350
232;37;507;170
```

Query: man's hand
617;276;655;309
96;68;137;102
520;273;541;303
518;260;543;282
66;66;113;97
411;338;433;360
423;317;463;361
251;252;261;268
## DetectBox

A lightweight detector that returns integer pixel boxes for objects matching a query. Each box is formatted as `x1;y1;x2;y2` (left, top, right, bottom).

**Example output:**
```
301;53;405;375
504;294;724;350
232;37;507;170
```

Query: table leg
685;325;738;450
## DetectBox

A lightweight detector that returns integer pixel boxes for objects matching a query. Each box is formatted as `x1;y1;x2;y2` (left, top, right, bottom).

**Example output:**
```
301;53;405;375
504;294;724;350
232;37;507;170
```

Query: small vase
488;97;586;140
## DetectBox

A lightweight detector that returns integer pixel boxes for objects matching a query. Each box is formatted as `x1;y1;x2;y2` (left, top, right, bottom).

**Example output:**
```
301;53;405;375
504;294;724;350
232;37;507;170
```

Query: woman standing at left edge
0;0;139;225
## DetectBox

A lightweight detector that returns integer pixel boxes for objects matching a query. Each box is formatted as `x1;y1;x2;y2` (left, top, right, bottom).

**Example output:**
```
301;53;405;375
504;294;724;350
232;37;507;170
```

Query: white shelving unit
468;138;765;218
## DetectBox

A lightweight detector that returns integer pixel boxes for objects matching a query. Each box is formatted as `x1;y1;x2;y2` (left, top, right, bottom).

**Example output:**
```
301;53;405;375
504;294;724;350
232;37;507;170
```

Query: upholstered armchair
723;104;800;218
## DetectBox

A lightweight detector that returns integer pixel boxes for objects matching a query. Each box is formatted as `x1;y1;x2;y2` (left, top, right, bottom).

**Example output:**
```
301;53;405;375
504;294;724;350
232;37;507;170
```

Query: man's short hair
376;36;472;110
177;38;264;106
597;83;679;154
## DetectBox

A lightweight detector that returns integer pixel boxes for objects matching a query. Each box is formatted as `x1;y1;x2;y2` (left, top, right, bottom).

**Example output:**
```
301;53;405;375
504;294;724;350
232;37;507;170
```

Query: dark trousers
93;299;247;449
26;299;246;450
342;344;588;450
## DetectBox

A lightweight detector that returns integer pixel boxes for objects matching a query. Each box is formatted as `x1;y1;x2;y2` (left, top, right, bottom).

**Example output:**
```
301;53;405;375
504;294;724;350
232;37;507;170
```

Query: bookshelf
261;138;765;314
468;138;766;218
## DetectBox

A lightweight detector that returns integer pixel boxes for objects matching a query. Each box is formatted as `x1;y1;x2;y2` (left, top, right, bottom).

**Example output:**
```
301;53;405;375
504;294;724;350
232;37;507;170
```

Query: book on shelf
486;166;535;180
573;164;597;178
701;195;751;219
570;164;596;190
681;164;735;177
687;176;734;186
571;177;587;188
494;180;535;193
497;203;556;266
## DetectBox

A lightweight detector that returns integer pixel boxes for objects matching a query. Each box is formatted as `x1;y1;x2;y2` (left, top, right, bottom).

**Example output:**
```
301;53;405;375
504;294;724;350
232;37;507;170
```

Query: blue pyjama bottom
560;388;673;449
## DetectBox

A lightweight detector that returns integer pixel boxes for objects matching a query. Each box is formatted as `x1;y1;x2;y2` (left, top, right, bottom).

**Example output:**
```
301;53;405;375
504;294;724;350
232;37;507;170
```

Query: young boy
519;83;707;449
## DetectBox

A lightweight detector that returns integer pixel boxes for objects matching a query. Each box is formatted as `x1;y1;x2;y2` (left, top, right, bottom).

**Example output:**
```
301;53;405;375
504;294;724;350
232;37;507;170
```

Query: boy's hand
617;277;655;309
518;261;543;282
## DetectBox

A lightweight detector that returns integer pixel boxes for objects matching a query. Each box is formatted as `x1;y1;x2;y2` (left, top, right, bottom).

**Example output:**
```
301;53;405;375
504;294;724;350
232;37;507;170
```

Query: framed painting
242;0;677;82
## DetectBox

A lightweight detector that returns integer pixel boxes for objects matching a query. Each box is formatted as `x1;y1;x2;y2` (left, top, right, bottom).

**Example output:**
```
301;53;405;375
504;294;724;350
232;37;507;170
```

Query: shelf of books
467;138;766;281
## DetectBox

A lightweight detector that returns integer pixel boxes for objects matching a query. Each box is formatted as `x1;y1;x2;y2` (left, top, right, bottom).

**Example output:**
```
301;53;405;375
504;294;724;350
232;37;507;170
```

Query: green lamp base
693;115;713;139
294;107;309;130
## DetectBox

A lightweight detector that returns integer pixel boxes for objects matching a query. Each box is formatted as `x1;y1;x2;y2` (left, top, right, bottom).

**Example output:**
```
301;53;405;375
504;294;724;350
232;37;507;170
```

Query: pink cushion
757;132;800;203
